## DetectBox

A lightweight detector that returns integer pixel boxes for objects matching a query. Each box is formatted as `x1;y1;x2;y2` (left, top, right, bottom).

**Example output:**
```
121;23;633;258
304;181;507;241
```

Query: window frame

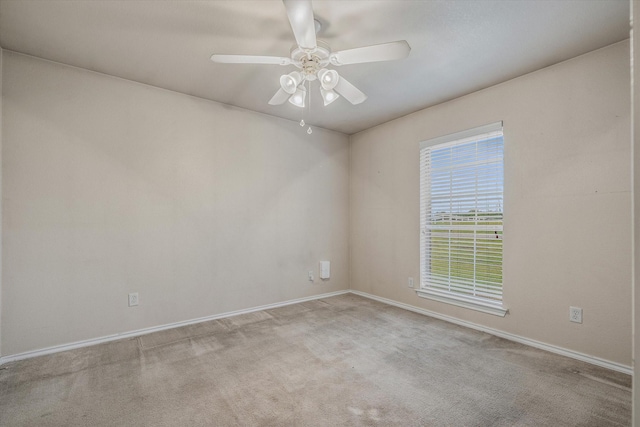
417;122;507;317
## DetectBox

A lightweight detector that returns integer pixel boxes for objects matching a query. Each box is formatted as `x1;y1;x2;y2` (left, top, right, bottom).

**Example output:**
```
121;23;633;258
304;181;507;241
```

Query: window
418;122;506;316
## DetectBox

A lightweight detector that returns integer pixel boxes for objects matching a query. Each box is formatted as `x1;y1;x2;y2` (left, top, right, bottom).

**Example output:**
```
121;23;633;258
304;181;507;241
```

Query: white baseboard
2;288;631;376
0;290;349;366
349;290;632;376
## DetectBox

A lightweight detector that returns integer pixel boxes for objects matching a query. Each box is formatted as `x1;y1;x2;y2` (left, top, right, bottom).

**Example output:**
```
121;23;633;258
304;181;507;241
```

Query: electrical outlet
308;271;314;282
128;292;139;307
408;277;414;288
569;306;582;323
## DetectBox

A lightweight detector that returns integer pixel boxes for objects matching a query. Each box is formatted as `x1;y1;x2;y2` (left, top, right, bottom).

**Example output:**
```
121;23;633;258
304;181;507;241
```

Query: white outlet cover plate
128;293;139;307
569;306;582;323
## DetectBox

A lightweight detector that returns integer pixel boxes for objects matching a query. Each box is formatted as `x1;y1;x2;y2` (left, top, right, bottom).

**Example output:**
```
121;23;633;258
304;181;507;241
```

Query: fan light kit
211;0;411;133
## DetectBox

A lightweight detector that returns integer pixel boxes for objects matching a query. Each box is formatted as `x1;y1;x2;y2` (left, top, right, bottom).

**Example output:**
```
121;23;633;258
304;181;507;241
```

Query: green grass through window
428;219;502;300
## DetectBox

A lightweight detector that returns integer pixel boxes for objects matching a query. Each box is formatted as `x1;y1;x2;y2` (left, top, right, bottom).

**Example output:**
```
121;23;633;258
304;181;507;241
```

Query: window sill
415;288;508;317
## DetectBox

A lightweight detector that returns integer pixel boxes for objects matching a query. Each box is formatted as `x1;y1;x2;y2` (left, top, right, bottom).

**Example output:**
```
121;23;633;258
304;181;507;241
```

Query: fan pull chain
306;80;312;134
299;103;305;127
299;80;307;128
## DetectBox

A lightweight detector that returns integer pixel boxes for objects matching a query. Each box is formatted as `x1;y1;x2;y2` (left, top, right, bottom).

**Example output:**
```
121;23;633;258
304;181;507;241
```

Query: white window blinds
419;122;504;307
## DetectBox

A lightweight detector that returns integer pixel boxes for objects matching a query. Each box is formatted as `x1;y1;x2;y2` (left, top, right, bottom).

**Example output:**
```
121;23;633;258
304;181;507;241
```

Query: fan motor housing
291;41;331;80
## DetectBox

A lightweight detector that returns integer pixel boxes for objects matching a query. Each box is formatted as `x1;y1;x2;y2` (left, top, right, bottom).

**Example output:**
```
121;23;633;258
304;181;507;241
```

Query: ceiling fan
210;0;411;108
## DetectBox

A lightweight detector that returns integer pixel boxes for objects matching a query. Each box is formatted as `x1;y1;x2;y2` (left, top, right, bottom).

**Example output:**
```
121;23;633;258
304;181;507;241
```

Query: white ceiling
0;0;629;135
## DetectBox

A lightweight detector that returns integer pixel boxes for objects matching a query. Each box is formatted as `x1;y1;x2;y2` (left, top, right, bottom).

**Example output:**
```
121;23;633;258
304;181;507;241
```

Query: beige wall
1;52;349;356
0;38;632;370
350;41;631;366
633;0;639;423
0;47;3;357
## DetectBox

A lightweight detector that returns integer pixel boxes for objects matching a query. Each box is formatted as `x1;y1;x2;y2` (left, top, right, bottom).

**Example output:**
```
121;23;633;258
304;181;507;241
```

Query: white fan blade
283;0;317;50
211;54;292;65
268;88;290;105
334;76;367;105
330;41;411;66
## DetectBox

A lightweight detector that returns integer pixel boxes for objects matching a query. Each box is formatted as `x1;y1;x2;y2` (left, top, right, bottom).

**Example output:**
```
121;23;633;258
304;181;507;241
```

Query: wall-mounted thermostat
319;261;330;279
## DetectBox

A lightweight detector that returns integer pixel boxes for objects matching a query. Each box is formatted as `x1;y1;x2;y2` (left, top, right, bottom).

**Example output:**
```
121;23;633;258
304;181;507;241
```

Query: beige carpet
0;294;631;426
